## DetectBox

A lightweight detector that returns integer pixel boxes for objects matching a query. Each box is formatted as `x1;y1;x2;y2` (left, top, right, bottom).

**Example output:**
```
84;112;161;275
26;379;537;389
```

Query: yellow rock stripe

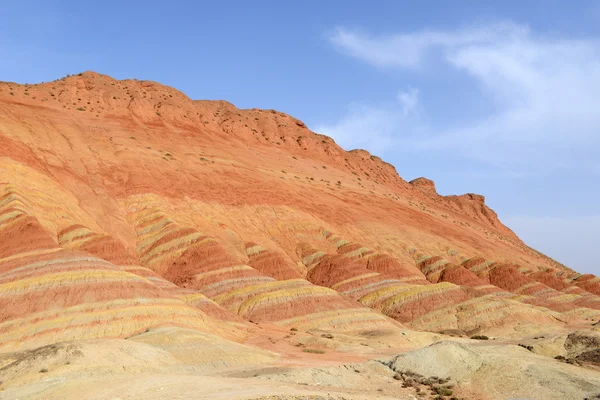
331;272;380;290
237;286;338;317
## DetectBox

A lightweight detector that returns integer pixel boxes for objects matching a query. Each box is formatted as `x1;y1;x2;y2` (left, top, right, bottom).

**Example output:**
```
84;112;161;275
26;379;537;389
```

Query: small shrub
39;368;48;373
302;348;325;354
76;107;85;111
471;335;489;340
432;386;453;396
290;327;297;332
518;343;534;352
321;333;334;339
401;378;415;388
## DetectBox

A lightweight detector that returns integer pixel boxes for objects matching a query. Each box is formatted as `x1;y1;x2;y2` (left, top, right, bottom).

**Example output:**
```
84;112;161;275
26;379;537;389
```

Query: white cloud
503;215;600;274
325;22;600;172
315;88;425;154
397;88;420;116
328;23;529;69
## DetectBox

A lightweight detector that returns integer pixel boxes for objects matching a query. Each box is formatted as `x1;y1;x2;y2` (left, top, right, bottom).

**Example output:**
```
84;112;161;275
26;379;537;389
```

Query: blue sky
1;1;599;274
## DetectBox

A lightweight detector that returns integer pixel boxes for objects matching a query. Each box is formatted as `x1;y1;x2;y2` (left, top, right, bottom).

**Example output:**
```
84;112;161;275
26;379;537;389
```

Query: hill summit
0;72;599;400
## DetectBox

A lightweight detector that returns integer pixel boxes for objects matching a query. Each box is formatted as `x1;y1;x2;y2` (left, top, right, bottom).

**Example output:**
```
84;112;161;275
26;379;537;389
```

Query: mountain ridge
1;70;599;400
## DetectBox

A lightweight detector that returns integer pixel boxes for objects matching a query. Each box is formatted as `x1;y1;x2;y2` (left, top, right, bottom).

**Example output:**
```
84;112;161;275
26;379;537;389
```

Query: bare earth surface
0;72;599;399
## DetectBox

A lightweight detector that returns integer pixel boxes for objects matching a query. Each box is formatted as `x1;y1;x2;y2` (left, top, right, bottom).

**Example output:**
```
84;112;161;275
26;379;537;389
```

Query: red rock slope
0;71;598;350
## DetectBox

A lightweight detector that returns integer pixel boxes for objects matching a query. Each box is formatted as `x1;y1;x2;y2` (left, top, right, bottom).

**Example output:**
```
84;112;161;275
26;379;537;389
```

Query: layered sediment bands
438;265;502;294
245;242;302;280
297;243;326;271
129;200;213;275
574;274;600;296
490;264;566;298
165;240;273;296
416;255;451;283
1;71;598;350
307;253;386;293
411;252;501;294
528;269;574;291
527;270;600;309
304;251;473;324
0;244;223;351
322;230;427;284
488;264;600;318
304;248;598;328
0;189;57;259
462;257;497;280
0;190;234;350
164;232;400;331
363;253;430;284
406;295;564;333
58;224;137;265
122;265;244;323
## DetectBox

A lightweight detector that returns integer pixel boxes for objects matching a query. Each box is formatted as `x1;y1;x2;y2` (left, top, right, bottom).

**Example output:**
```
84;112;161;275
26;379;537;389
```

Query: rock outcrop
0;71;598;354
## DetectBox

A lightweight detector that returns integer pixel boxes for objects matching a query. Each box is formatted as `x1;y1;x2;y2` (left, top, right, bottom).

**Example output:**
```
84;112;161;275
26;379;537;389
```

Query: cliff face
0;71;597;352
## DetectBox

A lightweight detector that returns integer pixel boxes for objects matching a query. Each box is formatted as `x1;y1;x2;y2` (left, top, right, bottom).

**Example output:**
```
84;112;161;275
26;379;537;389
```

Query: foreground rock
386;340;600;400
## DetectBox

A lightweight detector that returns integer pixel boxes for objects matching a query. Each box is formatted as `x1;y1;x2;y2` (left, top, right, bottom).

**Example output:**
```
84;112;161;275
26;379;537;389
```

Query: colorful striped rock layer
0;71;598;357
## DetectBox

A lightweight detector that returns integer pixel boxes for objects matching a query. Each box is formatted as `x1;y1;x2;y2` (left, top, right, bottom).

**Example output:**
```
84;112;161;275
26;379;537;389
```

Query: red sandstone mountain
0;71;597;353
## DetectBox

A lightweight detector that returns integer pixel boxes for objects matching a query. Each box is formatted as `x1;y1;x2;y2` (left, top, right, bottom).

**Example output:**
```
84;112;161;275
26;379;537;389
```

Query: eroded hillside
0;72;599;400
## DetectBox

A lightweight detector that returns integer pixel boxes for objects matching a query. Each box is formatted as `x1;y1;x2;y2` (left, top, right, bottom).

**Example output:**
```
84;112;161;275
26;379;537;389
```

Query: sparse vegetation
391;370;456;398
302;348;326;354
518;343;534;352
471;335;489;340
433;385;454;396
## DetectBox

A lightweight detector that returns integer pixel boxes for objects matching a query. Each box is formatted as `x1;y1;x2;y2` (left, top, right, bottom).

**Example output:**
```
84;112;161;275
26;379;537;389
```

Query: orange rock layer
0;72;598;350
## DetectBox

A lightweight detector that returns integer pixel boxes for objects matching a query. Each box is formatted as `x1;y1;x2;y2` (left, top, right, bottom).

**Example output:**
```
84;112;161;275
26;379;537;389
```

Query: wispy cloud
328;22;528;69
315;88;426;154
323;22;600;173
